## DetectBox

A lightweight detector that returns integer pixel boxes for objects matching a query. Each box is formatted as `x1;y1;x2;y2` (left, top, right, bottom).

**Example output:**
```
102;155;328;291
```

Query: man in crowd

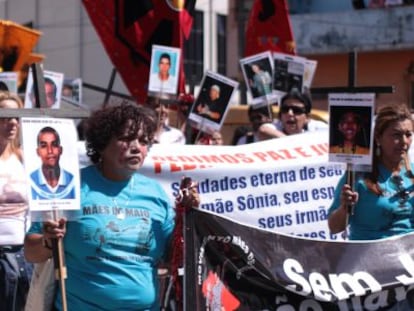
236;89;327;144
249;63;272;97
236;105;285;144
149;52;176;94
195;84;225;123
29;77;58;108
275;89;328;134
146;96;186;144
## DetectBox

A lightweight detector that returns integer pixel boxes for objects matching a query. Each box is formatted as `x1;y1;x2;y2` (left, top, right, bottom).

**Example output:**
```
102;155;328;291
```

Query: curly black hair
279;88;312;115
84;103;157;164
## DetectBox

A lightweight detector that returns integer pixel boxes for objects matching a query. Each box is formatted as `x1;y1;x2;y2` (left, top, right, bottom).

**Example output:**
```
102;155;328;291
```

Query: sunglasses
280;105;306;115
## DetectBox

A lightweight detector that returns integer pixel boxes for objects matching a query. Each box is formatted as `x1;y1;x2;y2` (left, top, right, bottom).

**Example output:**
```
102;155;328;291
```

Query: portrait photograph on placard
148;44;181;97
303;59;318;90
0;72;18;93
20;117;80;213
188;71;238;134
24;69;64;109
272;52;306;99
328;93;375;166
240;51;278;107
61;78;82;107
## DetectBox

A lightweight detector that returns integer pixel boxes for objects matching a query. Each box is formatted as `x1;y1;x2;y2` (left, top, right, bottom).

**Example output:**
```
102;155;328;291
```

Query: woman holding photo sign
328;104;414;240
24;103;199;310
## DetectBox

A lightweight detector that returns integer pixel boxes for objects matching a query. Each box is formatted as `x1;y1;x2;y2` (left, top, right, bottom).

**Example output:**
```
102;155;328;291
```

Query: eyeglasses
280;105;306;115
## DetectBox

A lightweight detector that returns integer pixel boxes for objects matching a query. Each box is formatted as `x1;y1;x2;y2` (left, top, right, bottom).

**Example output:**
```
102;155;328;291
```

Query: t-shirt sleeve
155;182;175;239
162;198;175;239
26;221;43;235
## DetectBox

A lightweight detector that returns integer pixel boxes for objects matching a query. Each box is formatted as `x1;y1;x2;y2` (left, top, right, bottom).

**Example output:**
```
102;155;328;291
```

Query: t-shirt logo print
92;217;154;255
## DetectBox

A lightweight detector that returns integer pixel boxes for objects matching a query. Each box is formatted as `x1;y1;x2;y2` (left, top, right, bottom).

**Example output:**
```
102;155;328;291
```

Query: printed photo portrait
240;51;278;107
273;52;306;99
0;72;18;93
24;70;64;109
328;93;375;166
148;44;181;96
61;78;83;107
303;59;318;90
20;117;81;212
188;71;239;133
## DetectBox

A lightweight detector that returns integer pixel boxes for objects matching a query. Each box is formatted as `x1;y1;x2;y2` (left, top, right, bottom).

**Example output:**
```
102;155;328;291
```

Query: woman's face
211;131;223;145
377;119;413;167
338;112;360;142
0;99;20;143
100;122;151;181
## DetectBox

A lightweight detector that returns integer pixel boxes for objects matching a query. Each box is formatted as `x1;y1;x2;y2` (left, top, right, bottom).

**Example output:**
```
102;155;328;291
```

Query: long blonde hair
365;104;414;195
0;91;24;161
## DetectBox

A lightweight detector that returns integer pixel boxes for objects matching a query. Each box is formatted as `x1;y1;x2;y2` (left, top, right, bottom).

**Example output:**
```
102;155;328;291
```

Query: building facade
225;0;414;110
0;1;413;113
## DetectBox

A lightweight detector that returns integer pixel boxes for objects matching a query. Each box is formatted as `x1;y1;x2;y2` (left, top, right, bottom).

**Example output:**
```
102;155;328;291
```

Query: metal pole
238;3;248;105
209;0;213;70
348;50;357;89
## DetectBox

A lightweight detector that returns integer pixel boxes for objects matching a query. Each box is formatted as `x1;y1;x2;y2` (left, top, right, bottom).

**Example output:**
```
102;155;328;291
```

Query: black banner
185;209;414;310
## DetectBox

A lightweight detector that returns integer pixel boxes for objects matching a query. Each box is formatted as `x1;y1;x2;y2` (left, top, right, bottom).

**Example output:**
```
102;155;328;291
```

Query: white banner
135;130;348;241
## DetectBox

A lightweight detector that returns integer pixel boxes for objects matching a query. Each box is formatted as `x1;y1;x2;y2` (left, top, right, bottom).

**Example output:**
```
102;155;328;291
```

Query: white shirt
157;125;186;144
275;119;328;132
148;73;177;94
0;154;30;245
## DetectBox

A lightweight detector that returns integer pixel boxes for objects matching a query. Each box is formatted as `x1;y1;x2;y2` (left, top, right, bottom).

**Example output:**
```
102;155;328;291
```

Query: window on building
184;10;204;89
217;13;227;75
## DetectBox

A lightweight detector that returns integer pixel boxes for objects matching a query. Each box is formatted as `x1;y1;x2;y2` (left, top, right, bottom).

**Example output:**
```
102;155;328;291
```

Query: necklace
388;174;411;208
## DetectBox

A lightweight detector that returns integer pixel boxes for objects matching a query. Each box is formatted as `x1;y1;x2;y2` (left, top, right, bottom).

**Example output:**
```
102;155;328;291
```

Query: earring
376;144;381;157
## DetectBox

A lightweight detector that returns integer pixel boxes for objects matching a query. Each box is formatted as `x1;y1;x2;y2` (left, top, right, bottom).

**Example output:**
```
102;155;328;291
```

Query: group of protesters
1;83;414;310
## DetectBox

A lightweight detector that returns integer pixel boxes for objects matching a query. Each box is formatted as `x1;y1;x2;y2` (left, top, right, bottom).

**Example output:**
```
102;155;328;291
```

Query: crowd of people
1;83;414;309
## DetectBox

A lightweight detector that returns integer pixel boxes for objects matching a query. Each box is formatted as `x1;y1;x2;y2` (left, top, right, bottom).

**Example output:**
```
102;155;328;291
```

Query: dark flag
245;0;296;57
82;0;195;103
185;209;414;310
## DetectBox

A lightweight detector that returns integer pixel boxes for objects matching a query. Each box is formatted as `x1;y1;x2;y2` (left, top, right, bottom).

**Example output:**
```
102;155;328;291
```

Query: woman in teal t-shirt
24;104;199;310
328;104;414;240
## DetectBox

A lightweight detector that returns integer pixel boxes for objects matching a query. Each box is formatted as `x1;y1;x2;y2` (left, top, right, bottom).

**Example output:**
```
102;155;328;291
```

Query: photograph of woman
329;109;371;155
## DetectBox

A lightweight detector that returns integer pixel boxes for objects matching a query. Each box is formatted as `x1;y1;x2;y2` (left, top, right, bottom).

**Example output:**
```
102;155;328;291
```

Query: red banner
245;0;296;57
82;0;195;103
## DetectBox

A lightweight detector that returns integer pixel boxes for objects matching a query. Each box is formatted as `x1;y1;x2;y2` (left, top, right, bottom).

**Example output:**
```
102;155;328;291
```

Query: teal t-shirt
28;165;175;310
329;164;414;240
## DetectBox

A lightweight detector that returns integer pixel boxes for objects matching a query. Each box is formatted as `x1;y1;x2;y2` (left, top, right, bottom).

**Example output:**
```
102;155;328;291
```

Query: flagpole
209;0;213;70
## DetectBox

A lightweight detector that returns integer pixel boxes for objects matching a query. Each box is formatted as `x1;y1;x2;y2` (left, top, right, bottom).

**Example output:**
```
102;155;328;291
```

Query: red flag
245;0;296;57
82;0;195;103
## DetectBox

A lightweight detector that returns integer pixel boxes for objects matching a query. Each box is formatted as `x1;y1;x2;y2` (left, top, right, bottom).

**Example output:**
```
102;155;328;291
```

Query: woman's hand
328;184;358;235
42;218;67;240
25;218;67;263
340;184;359;212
